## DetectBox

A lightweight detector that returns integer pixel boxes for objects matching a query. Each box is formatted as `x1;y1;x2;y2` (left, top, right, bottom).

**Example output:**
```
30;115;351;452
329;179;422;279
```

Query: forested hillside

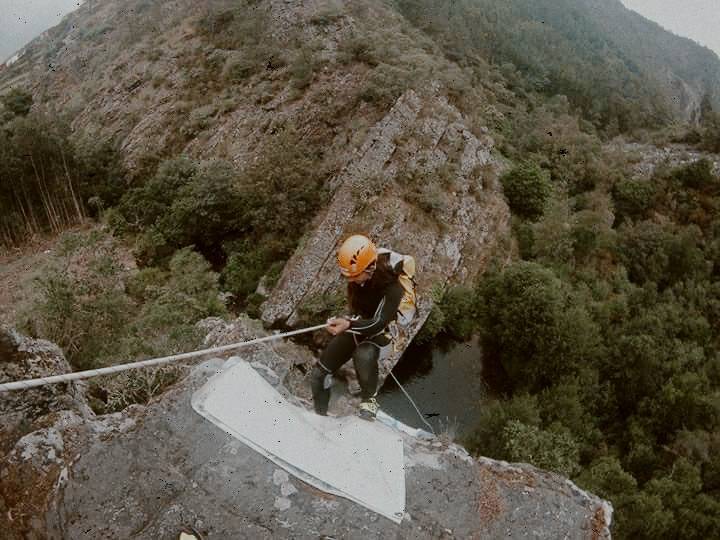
421;153;720;538
2;1;720;537
399;0;720;133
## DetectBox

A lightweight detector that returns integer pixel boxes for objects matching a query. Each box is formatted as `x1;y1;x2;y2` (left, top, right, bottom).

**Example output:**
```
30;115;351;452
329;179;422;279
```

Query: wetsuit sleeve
346;281;404;337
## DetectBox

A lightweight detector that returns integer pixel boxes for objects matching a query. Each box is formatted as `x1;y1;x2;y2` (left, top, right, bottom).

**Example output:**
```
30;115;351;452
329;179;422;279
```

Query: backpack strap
377;248;417;327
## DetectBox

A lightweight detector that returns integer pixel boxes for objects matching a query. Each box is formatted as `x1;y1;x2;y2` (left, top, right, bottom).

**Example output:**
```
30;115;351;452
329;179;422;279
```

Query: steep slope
260;85;510;387
3;0;718;167
398;0;720;130
0;0;466;175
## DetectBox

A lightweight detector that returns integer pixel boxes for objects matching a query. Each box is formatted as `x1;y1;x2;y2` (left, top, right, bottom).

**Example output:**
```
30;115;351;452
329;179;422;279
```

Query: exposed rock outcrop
0;323;612;539
260;86;510;385
615;142;720;178
0;326;93;456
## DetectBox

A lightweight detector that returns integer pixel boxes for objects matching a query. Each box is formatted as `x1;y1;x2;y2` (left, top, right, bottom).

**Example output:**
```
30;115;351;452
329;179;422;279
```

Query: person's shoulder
379;248;410;272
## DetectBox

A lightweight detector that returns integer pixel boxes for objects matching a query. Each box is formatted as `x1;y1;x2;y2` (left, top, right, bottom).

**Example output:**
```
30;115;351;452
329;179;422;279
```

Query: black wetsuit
311;254;405;415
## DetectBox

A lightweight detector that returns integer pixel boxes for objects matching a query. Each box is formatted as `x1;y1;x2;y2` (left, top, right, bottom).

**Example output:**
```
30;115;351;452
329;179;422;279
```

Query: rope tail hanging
388;371;437;436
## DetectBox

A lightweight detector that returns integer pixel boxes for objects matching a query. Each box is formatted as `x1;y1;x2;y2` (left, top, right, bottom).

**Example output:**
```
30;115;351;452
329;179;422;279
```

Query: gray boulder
0;322;612;539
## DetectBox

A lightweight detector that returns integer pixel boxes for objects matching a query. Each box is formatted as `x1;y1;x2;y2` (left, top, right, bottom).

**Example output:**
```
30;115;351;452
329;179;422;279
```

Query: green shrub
414;284;446;344
295;290;346;327
158;160;244;248
225;55;260;82
221;239;286;301
500;162;552;221
414;305;446;345
671;159;718;191
119;126;326;304
574;457;660;539
125;267;168;302
616;221;709;287
338;32;380;66
199;4;284;81
464;393;541;457
612;178;656;221
477;261;603;391
0;88;33;117
119;157;198;228
119;157;246;265
238;124;327;239
702;115;720;153
244;292;266;319
27;246;134;370
438;285;478;340
160;248;227;319
180;105;217;137
537;374;604;454
289;47;319;90
359;63;412;106
503;420;581;477
397;168;450;217
73;136;127;215
133;227;173;267
514;220;536;260
102;365;185;413
310;4;344;26
25;234;224;375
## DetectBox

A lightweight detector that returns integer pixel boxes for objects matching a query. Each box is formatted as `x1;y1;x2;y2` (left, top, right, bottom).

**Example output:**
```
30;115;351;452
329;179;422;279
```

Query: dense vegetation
21;229;227;412
423;152;720;537
0;89;126;246
398;0;720;135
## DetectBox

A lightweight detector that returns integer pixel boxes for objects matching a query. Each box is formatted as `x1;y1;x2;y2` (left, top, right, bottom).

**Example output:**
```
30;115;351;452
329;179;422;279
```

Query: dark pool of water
378;335;487;437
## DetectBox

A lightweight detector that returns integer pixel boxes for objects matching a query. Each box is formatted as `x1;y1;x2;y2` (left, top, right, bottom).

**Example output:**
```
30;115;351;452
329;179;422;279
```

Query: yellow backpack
378;248;417;328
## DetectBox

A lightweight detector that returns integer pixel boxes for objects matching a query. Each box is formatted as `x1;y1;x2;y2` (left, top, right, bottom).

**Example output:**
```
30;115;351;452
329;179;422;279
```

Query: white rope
388;371;437;436
2;322;438;437
0;324;328;392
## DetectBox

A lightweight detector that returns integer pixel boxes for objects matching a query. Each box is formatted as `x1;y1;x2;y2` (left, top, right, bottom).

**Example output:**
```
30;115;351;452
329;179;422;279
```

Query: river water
377;335;487;438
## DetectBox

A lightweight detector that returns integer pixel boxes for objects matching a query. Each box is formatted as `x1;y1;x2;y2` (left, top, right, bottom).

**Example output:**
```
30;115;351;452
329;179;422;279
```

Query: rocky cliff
0;324;612;539
0;2;614;537
259;84;510;384
614;142;720;179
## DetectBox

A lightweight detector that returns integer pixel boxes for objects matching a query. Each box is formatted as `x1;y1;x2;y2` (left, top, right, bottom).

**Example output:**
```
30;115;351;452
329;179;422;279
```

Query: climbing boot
358;397;379;421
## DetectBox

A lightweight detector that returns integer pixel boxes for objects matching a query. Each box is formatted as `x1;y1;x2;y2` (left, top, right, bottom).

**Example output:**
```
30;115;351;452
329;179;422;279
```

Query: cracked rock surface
1;323;612;539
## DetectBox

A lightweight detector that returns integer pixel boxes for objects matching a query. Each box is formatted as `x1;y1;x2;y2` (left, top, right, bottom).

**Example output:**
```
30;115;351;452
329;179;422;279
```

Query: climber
311;234;416;420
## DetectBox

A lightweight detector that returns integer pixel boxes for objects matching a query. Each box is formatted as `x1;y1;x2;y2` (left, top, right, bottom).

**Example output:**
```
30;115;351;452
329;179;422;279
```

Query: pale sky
620;0;720;57
1;0;719;64
0;0;83;62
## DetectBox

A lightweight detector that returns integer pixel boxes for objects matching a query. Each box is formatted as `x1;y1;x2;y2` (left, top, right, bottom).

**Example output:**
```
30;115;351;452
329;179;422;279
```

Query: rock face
0;323;612;539
0;326;95;537
260;85;510;384
0;326;93;456
616;142;720;178
1;0;513;386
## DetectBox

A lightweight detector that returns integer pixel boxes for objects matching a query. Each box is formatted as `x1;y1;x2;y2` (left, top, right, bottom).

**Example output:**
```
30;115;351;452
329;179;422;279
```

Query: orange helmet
337;235;377;277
